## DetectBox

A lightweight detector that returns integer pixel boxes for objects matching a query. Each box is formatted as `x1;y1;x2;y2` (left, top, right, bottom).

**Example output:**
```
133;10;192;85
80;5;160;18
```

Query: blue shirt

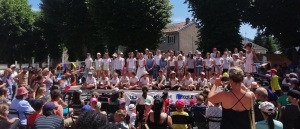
2;77;13;89
255;120;283;129
160;58;168;68
9;99;34;125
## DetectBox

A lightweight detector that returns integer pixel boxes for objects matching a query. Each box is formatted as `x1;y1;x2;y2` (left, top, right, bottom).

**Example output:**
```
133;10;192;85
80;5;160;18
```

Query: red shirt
164;99;170;113
27;113;42;126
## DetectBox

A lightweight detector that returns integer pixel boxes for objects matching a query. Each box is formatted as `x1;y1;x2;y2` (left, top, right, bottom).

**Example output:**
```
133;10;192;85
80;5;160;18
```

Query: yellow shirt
171;111;189;129
17;72;28;87
271;75;281;91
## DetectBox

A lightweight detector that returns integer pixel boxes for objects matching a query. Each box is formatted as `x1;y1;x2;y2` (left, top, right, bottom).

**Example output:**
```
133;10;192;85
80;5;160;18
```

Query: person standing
153;49;162;80
2;68;13;99
94;53;102;80
84;53;93;79
136;53;146;79
279;90;300;129
244;43;259;73
10;65;18;99
114;53;125;76
256;102;283;129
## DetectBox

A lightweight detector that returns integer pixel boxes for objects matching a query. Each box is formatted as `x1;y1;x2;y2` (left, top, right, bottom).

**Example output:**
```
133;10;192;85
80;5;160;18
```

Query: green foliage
88;0;173;54
253;31;278;52
0;0;36;63
245;0;300;50
185;0;250;54
40;0;105;60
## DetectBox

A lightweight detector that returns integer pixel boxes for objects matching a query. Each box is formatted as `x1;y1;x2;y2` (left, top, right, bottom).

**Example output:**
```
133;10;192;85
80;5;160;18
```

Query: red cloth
164;99;170;113
27;113;42;126
71;81;76;86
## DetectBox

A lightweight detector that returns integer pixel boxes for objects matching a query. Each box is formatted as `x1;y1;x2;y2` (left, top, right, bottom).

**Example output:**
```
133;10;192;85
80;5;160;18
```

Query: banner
124;91;199;105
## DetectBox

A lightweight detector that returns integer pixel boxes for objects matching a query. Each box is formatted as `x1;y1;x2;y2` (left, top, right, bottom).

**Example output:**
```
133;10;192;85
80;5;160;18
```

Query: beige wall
179;23;198;53
158;32;179;52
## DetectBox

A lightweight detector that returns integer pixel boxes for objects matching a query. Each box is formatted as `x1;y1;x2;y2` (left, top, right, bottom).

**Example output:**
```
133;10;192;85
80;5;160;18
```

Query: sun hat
43;102;58;111
178;54;183;57
112;88;120;94
112;53;117;57
287;89;300;99
170;71;176;75
259;101;275;115
128;104;136;111
200;72;205;76
90;98;98;103
142;71;149;76
88;72;93;75
17;87;29;96
289;73;298;79
175;99;186;108
97;53;101;55
82;105;92;111
10;65;16;68
144;98;152;105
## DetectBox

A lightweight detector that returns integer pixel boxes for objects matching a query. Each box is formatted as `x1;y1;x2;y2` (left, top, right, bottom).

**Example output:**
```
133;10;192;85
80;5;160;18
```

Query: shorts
215;65;223;73
196;67;203;76
187;68;194;73
96;66;101;71
147;69;153;75
63;107;70;115
103;65;109;71
205;68;212;72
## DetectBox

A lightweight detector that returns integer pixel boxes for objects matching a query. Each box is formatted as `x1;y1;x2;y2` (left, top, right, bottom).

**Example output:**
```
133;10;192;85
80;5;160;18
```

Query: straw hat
170;71;176;75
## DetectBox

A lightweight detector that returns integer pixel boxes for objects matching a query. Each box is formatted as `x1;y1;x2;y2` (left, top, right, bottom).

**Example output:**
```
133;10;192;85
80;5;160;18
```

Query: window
167;35;175;44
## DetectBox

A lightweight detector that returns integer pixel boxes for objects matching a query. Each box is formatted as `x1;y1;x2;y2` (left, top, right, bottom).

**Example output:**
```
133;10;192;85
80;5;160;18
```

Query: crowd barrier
65;85;200;105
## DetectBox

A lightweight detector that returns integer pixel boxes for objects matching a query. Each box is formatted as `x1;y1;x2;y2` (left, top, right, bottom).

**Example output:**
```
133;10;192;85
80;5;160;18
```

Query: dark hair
75;110;108;129
36;75;43;81
15;95;24;100
50;85;60;91
162;91;168;99
50;89;61;100
281;84;290;92
34;99;46;111
110;93;119;102
43;110;53;116
245;43;252;48
142;86;148;99
153;98;164;124
263;112;274;129
72;91;82;104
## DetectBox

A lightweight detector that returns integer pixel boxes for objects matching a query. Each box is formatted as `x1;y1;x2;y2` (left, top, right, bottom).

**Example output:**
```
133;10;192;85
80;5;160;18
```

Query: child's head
114;109;126;122
175;99;186;111
170;71;176;78
118;99;126;109
281;84;290;93
0;103;9;118
190;99;196;106
196;95;204;103
113;72;118;78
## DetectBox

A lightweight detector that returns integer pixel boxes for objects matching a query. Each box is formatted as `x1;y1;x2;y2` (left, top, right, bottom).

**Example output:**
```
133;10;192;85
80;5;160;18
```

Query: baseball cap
130;99;137;105
119;99;126;105
261;81;270;87
267;69;277;73
190;99;196;105
90;98;98;103
175;99;186;108
43;102;58;111
144;99;152;105
128;104;136;111
87;53;91;56
200;72;205;76
82;105;92;111
287;89;300;99
112;88;120;94
88;72;93;75
259;101;275;115
213;48;217;51
290;78;299;84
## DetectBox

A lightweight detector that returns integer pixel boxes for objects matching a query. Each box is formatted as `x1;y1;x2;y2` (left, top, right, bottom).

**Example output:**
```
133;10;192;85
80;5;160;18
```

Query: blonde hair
228;67;244;83
36;87;46;99
0;104;9;120
96;102;102;112
0;88;9;103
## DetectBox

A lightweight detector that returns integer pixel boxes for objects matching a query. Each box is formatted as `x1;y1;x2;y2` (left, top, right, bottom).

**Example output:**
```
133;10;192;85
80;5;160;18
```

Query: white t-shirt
144;54;148;60
95;58;102;68
184;77;193;85
99;77;110;85
114;57;125;70
214;57;223;65
210;53;216;59
111;77;120;85
102;58;111;70
223;57;232;69
127;58;137;69
129;76;139;84
139;77;149;85
204;58;213;67
197;78;208;86
170;77;179;85
243;77;254;88
154;55;161;66
85;58;93;69
120;76;129;83
86;77;96;85
11;71;18;85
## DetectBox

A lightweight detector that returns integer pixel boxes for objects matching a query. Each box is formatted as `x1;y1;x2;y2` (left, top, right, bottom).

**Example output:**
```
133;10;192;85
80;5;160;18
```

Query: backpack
190;104;207;123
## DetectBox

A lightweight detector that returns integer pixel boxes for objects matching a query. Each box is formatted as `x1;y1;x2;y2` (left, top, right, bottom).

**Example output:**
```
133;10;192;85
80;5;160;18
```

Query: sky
28;0;257;39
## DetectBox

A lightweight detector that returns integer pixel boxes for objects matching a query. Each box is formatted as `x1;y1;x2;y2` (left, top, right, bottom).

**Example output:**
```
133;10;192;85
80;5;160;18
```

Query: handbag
248;92;256;129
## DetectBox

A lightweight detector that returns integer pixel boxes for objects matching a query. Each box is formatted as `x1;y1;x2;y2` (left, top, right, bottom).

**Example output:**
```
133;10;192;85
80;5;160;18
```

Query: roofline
177;21;196;32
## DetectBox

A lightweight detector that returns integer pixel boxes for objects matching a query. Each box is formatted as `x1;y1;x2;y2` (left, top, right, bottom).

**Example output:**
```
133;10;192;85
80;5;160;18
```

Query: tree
245;0;300;50
88;0;173;54
0;0;35;64
253;31;278;53
185;0;250;54
40;0;104;61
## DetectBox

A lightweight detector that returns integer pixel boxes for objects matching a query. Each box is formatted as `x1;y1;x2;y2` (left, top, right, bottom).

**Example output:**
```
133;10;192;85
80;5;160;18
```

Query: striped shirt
32;115;65;129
